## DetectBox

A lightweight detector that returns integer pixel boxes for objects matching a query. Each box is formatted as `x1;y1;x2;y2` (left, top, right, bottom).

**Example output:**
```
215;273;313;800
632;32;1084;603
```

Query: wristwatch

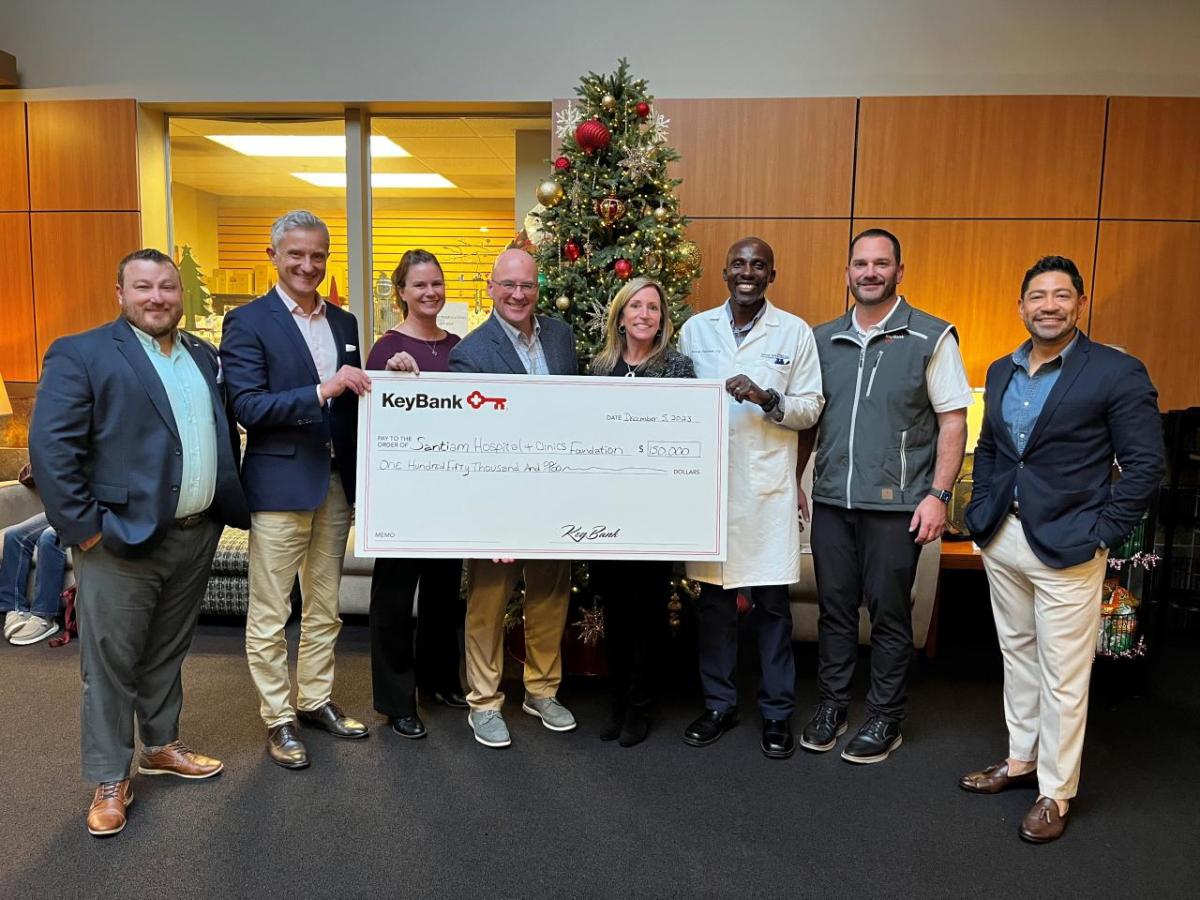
928;487;952;503
761;388;781;412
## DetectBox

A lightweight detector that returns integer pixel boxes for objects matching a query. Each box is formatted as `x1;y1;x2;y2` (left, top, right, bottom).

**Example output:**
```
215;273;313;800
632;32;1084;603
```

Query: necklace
423;337;440;356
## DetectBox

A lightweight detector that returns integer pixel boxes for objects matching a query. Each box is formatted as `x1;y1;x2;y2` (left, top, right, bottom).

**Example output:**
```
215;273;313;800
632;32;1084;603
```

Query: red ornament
574;118;612;155
635;101;651;119
564;240;581;262
614;258;633;280
553;155;571;172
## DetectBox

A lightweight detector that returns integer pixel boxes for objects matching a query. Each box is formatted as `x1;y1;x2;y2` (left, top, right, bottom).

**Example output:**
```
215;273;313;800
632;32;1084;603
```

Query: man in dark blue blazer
961;256;1163;843
31;248;249;837
220;211;372;769
447;248;579;748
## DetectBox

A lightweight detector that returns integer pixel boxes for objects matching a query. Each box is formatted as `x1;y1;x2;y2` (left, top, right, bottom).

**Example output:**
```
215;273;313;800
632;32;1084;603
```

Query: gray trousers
73;518;222;783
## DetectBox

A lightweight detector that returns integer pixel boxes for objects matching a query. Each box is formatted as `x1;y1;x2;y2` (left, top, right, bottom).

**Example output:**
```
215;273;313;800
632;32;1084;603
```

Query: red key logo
466;390;508;410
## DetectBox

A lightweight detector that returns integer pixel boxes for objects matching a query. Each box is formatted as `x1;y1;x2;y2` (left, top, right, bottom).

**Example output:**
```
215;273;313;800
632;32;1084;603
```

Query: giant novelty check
355;373;728;560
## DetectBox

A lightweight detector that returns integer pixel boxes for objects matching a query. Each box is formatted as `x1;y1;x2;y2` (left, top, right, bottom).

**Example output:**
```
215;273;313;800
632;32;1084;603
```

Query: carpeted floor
1;601;1197;900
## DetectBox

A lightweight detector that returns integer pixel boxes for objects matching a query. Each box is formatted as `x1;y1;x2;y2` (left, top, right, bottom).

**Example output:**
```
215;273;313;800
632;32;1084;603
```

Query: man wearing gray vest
797;229;971;764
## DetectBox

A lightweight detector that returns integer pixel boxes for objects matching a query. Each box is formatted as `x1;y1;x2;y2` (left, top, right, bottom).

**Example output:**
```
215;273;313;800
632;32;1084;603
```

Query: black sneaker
799;702;848;752
840;715;902;764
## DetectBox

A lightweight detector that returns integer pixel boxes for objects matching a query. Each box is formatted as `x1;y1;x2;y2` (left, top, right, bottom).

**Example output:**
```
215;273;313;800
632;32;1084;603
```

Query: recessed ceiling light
291;172;457;189
207;135;408;157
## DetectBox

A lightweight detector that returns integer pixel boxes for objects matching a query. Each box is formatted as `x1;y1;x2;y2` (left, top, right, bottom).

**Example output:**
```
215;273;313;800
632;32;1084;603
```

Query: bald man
447;249;579;748
677;237;824;760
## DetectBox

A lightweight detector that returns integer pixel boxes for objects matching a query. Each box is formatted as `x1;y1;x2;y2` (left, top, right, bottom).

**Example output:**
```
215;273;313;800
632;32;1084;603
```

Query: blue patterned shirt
493;312;549;375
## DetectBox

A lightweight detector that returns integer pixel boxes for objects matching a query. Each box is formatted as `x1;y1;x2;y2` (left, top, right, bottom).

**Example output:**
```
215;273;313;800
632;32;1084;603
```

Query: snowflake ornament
649;113;671;144
618;143;657;183
555;101;584;140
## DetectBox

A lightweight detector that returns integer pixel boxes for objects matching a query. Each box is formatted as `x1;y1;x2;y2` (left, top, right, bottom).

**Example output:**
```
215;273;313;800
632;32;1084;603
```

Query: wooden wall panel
1091;221;1200;411
0;104;29;211
658;98;857;218
683;219;849;325
852;219;1098;385
855;96;1106;218
1102;98;1200;221
31;212;141;360
27;100;139;211
0;214;37;382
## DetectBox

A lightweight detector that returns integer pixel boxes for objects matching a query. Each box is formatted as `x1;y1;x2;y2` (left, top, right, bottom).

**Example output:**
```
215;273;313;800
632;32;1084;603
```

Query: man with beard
796;229;971;763
677;236;824;759
960;256;1162;842
31;249;249;836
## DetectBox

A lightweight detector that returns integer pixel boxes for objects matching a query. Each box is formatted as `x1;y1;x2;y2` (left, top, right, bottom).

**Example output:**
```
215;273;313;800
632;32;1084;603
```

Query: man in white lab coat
677;237;824;758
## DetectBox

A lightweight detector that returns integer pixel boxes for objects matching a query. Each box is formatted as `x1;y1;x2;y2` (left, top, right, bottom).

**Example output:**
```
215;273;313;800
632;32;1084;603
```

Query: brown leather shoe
297;701;369;739
959;760;1038;794
87;780;133;837
137;740;224;779
1019;796;1070;843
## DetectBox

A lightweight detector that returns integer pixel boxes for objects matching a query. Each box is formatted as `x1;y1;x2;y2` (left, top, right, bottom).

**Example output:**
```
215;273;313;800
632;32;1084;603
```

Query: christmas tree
533;59;700;370
178;245;214;332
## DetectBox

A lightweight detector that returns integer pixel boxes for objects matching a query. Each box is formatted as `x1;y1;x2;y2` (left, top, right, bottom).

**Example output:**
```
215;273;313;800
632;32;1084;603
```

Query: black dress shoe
682;708;739;747
431;690;469;709
267;722;309;769
799;702;848;752
618;707;651;748
762;717;795;759
297;701;369;740
391;715;427;740
841;715;902;764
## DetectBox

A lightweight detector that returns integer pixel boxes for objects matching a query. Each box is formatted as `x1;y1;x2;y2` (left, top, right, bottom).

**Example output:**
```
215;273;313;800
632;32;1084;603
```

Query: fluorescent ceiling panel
207;135;408;157
291;172;457;189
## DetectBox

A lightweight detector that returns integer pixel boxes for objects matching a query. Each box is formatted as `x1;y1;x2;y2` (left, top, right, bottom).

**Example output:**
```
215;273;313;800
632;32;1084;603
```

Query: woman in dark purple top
365;249;465;739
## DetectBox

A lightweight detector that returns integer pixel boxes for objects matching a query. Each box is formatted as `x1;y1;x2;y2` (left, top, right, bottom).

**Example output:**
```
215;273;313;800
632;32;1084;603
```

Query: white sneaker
9;615;59;646
3;610;30;640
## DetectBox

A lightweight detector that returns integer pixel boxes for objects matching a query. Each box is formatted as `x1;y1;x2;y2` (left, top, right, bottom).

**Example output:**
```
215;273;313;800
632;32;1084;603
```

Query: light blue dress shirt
494;312;550;375
131;326;219;517
1001;331;1079;456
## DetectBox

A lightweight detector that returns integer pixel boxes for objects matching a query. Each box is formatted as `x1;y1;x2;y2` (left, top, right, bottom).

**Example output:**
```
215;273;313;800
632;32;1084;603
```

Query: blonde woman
589;277;695;746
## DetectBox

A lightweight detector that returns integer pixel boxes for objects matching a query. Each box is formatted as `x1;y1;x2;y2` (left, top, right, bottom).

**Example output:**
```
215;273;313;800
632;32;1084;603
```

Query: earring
618;324;626;334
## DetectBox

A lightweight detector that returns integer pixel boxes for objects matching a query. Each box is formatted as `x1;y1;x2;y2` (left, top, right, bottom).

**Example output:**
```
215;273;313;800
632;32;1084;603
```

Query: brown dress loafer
138;740;224;779
297;701;369;739
1019;796;1070;843
959;760;1038;794
87;780;133;837
267;722;309;769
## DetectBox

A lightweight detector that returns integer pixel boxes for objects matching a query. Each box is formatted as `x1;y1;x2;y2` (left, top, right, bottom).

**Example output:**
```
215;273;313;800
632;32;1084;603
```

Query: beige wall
170;182;220;274
4;1;1199;102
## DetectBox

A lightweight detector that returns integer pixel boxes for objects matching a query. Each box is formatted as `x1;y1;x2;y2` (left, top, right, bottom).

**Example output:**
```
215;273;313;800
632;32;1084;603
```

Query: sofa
3;470;939;648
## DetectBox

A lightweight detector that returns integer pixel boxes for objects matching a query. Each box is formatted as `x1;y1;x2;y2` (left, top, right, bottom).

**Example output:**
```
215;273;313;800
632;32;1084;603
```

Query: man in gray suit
447;248;579;748
31;249;249;837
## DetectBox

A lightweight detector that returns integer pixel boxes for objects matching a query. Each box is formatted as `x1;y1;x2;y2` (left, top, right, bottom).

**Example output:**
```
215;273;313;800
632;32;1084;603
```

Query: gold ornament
653;206;669;223
572;601;606;645
601;94;617;111
535;180;564;207
555;295;571;311
676;240;701;273
641;250;663;275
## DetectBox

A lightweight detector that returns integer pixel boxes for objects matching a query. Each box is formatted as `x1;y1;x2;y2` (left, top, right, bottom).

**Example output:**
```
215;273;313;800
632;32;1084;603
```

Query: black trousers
590;560;672;712
369;557;464;718
810;503;922;721
696;582;795;719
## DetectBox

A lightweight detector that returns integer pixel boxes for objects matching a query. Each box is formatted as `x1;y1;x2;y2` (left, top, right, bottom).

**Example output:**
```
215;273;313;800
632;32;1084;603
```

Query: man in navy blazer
447;248;580;748
31;248;249;837
961;256;1163;843
220;211;372;769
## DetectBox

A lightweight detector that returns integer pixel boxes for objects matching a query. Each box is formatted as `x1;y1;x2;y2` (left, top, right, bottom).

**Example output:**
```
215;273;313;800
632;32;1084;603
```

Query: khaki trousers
246;473;352;727
981;514;1107;800
464;558;570;711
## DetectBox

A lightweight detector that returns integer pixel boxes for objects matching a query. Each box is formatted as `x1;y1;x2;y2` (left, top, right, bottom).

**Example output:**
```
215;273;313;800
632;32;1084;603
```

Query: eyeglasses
493;280;537;294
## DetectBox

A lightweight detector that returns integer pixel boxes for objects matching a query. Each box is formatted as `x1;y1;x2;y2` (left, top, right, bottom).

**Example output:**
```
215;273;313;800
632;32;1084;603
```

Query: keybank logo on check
380;390;508;411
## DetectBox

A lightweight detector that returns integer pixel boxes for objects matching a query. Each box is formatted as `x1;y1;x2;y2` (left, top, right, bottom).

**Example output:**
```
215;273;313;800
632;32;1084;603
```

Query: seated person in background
1;511;66;646
365;249;468;740
588;277;694;747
